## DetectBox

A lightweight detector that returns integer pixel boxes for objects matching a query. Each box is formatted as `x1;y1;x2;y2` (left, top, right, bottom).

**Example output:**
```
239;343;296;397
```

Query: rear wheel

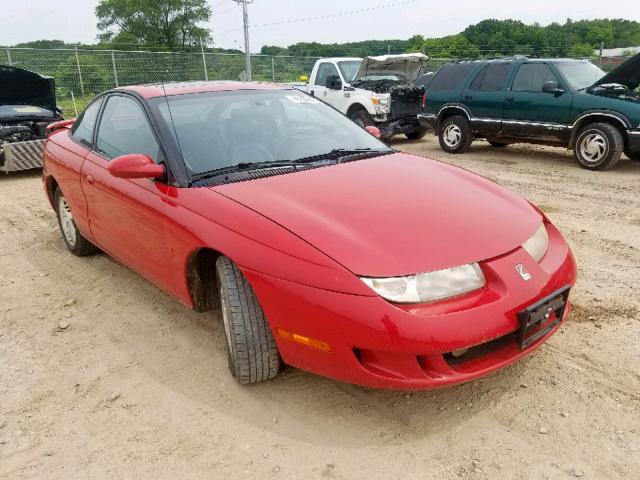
438;116;472;154
574;123;623;171
54;187;98;256
405;128;429;140
216;256;281;385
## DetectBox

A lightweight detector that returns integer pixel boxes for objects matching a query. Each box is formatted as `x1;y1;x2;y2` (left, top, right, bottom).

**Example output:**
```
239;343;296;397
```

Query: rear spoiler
46;119;75;136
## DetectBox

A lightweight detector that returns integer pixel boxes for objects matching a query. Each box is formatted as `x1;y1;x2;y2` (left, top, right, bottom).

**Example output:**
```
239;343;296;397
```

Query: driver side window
96;95;160;162
315;63;340;86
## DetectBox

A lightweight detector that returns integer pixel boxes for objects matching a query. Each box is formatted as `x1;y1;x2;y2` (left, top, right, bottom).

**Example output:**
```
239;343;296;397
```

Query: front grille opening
444;331;517;366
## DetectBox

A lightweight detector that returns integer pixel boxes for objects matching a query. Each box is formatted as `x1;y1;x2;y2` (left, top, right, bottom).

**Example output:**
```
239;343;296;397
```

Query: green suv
419;54;640;170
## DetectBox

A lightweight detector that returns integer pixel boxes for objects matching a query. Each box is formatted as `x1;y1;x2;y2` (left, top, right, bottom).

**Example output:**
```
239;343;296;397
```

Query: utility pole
233;0;253;81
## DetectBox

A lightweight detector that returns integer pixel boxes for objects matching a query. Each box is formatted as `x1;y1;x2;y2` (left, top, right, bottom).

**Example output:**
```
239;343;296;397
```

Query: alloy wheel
579;133;608;164
57;196;77;247
443;124;462;148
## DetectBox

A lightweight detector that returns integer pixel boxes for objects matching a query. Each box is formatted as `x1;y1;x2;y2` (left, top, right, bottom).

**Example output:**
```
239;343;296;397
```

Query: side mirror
365;125;381;138
326;75;342;90
108;154;164;180
542;80;564;95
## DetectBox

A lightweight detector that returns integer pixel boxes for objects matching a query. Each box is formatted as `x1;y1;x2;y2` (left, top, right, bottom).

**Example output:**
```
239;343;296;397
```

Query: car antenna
160;73;185;183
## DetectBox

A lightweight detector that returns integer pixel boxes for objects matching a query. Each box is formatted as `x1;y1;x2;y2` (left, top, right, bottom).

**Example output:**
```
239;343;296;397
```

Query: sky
3;0;640;51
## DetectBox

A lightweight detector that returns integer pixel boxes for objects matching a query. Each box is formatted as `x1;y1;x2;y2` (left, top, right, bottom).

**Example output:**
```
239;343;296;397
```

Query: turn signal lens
277;328;332;352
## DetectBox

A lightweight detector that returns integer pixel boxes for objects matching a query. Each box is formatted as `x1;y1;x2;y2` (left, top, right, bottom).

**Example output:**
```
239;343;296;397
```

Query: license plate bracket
517;286;570;349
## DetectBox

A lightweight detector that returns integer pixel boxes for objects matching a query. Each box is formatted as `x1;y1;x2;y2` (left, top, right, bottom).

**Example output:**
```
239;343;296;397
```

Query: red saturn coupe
42;82;577;390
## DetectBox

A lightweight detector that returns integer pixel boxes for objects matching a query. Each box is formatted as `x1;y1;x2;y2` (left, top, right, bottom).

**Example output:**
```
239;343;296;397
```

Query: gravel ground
1;136;638;479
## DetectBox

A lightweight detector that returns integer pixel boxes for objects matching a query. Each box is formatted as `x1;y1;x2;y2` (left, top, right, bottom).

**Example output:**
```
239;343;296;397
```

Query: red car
43;82;577;390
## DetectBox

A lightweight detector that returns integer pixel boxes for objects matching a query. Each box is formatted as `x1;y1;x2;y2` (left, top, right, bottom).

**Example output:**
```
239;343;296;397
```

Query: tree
95;0;211;50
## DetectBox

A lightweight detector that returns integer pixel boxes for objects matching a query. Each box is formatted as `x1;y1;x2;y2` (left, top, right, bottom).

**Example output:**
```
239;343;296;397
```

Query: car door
81;93;172;291
310;62;344;109
463;62;513;136
502;62;573;141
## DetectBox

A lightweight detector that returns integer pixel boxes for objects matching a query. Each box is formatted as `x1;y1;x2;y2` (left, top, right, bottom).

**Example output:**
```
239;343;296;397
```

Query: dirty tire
488;141;508;148
574;123;623;171
216;256;281;385
438;115;472;154
54;187;98;256
348;109;375;129
405;128;429;140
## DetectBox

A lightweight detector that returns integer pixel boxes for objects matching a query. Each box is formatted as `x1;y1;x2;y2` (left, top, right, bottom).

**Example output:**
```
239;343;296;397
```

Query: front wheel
405;128;429;140
438;116;473;154
348;109;374;129
54;187;98;256
216;256;282;385
574;123;623;171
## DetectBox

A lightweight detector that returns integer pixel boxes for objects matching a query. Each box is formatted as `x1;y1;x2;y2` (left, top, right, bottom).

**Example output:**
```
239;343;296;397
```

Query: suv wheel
574;123;623;171
438;116;472;154
216;256;282;385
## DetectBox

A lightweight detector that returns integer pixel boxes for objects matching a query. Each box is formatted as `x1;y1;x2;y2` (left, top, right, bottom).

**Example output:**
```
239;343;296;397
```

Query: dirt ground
1;136;639;479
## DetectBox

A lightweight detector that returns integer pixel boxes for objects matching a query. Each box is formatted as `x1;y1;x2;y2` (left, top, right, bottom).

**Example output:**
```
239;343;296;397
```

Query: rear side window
96;96;160;162
512;63;558;92
71;98;103;146
428;64;476;91
469;63;511;91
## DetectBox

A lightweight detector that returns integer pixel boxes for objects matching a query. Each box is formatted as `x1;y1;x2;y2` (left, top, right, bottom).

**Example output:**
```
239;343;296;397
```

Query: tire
574;123;623;171
348;109;375;129
438;115;472;154
216;256;281;385
405;128;429;140
54;187;98;256
488;141;508;148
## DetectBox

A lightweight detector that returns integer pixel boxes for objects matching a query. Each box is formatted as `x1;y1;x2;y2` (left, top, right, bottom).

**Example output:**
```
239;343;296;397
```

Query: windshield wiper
294;148;392;164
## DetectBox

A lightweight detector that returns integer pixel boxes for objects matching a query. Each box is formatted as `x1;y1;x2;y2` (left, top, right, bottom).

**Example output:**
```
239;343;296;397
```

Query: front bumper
244;222;577;390
627;129;640;154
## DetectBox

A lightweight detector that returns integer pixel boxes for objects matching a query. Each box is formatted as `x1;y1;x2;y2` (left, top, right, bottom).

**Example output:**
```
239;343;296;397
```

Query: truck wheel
574;123;623;171
438;116;472;154
348;109;374;129
54;187;98;256
405;128;429;140
488;141;508;148
216;256;281;385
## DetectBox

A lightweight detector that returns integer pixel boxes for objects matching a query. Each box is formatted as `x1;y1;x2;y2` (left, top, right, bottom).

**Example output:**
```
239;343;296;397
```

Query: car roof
115;81;292;99
457;57;591;65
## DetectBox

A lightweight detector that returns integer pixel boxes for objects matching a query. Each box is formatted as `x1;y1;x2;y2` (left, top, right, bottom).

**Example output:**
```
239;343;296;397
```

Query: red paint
42;82;578;390
107;154;165;179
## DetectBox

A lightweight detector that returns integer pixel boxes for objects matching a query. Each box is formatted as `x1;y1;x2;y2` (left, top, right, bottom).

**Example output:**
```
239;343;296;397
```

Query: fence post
271;56;276;83
74;46;85;97
200;37;209;81
111;51;119;87
6;48;12;66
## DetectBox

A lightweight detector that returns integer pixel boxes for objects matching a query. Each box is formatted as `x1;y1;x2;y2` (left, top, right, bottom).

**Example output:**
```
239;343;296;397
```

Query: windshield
153;89;390;176
338;61;362;83
555;62;606;90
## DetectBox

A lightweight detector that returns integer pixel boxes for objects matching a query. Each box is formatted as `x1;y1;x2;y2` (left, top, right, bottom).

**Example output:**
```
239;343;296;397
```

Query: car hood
0;65;57;112
352;53;429;84
592;52;640;91
212;153;541;278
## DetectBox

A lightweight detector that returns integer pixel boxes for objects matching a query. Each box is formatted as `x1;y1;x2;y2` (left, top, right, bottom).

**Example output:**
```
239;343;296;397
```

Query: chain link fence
1;47;632;116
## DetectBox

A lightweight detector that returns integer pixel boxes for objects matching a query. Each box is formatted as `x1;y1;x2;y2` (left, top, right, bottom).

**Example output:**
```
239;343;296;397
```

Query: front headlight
360;263;486;304
522;224;549;262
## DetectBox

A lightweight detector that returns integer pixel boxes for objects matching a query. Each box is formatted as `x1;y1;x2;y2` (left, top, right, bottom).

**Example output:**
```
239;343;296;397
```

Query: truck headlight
522;224;549;262
361;263;486;304
371;95;390;114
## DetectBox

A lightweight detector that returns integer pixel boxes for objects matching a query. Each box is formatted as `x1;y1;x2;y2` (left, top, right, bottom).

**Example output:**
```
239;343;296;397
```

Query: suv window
71;98;103;146
96;95;160;162
315;63;340;86
429;63;476;91
512;63;558;92
469;63;511;91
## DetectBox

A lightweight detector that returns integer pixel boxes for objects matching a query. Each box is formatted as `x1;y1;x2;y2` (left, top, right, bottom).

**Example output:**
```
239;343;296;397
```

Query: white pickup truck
303;54;429;140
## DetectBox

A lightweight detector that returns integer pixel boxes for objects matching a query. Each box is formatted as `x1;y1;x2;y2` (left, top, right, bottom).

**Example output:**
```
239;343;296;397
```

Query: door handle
85;174;95;185
505;96;514;103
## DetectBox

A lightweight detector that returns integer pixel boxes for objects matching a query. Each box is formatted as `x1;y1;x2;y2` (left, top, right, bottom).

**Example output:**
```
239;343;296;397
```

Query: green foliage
95;0;211;50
